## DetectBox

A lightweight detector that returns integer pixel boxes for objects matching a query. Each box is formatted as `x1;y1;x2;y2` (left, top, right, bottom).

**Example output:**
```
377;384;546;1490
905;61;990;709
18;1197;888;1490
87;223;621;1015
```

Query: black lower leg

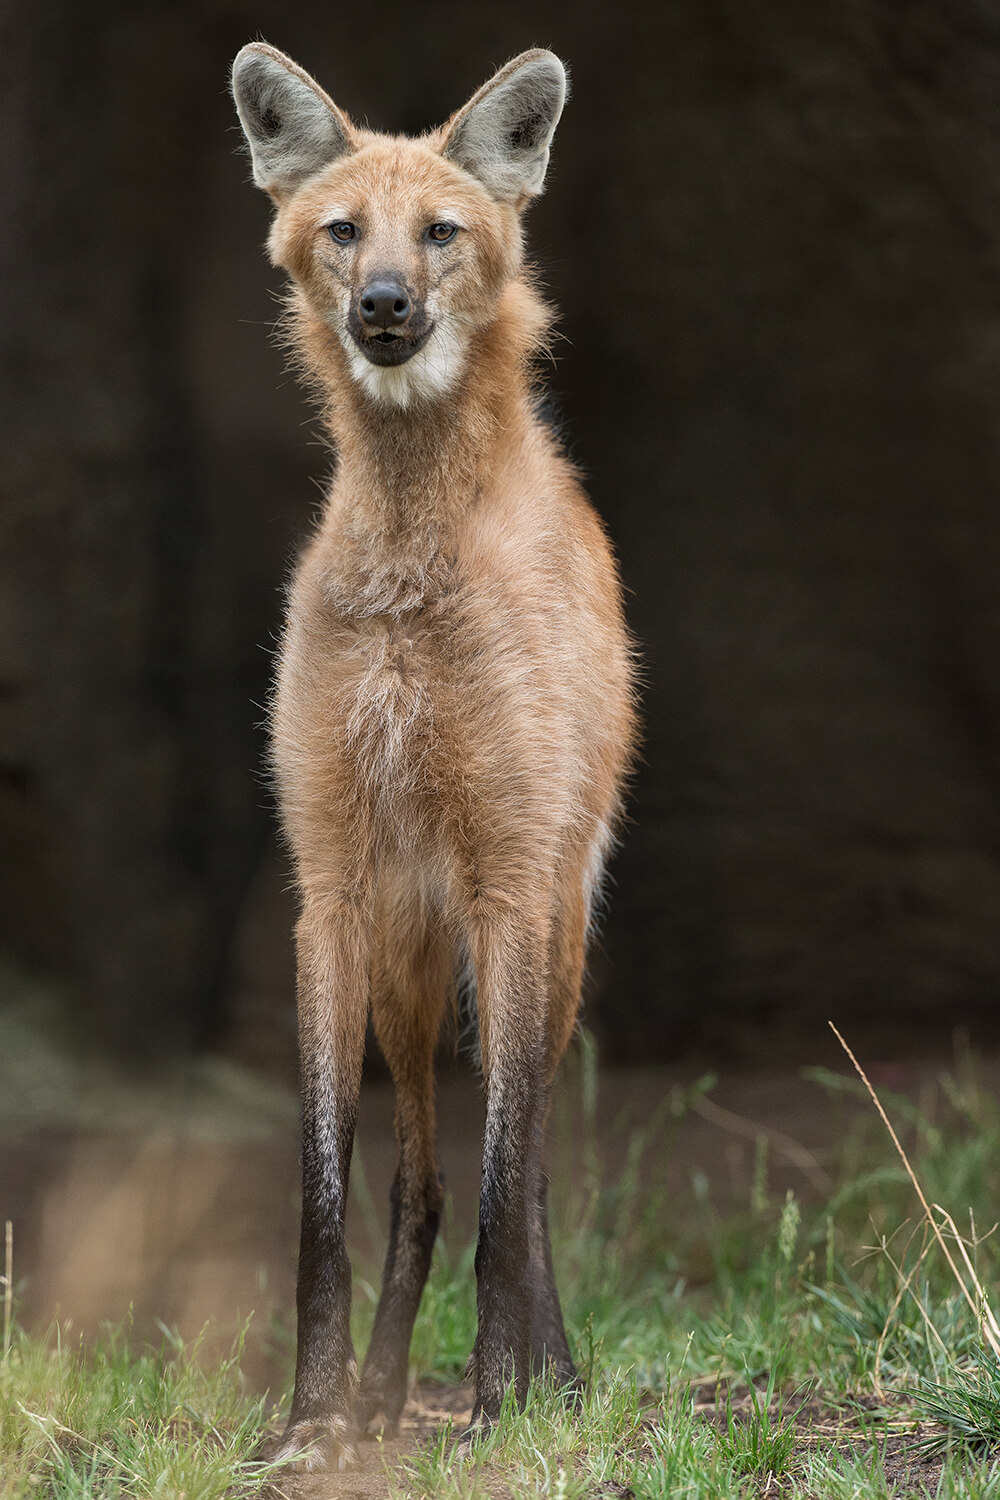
472;1071;542;1423
280;1076;360;1466
357;1167;443;1431
529;1178;578;1386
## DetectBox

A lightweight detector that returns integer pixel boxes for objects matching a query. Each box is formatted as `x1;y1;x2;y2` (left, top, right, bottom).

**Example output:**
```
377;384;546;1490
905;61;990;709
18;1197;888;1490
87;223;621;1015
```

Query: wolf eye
328;221;357;243
427;222;458;244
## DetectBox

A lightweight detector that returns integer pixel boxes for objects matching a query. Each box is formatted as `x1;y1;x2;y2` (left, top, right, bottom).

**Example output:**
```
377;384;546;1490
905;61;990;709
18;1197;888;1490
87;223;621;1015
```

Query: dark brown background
2;0;999;1065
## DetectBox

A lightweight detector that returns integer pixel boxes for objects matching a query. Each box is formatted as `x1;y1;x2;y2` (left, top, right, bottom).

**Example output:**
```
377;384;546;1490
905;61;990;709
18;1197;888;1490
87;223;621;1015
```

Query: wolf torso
272;395;628;920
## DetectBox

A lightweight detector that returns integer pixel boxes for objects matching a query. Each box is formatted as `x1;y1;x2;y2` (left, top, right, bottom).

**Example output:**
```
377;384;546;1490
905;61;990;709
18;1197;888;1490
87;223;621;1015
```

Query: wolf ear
442;49;567;204
232;43;354;200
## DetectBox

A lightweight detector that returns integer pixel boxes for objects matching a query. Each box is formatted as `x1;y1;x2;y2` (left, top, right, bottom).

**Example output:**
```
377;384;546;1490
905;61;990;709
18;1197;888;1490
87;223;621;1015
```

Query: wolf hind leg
357;884;452;1435
528;870;590;1388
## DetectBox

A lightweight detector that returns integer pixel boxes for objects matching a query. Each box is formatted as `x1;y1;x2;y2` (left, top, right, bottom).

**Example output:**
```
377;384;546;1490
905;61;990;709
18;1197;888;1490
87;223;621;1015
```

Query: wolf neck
294;282;548;616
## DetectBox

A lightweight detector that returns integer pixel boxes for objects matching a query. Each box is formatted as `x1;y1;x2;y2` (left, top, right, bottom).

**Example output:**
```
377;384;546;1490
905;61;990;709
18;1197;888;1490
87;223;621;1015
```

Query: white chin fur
338;321;466;409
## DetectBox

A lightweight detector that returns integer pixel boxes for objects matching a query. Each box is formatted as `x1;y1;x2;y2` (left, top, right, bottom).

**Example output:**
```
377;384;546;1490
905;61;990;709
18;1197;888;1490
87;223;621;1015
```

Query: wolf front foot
269;1415;358;1473
454;1409;494;1456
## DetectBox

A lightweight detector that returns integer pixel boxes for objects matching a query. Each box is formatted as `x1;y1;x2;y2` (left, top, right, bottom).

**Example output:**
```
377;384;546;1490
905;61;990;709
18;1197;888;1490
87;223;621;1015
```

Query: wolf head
232;45;567;409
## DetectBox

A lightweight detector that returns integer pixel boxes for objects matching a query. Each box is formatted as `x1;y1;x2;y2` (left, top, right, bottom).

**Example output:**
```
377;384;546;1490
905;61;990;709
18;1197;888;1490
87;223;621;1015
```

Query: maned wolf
232;42;638;1470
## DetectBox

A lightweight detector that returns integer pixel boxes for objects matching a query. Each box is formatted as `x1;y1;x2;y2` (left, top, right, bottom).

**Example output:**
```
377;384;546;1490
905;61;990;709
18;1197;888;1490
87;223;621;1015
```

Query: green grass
0;1319;291;1498
8;1037;1000;1496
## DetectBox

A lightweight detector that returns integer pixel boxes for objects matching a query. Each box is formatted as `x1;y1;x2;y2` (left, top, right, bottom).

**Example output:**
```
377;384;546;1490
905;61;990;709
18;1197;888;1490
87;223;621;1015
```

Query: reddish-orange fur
233;42;637;1471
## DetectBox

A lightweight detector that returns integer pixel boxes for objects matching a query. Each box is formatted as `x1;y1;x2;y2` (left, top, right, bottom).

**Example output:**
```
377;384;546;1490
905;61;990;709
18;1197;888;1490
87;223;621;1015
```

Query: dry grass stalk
829;1022;1000;1361
932;1204;1000;1350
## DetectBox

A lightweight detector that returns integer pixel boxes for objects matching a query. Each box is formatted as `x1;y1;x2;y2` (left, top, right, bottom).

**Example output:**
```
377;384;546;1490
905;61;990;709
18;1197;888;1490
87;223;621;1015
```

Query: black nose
359;281;411;328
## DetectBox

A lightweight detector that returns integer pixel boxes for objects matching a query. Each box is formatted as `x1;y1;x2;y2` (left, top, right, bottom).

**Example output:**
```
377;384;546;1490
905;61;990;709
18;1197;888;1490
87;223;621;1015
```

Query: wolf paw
269;1416;358;1472
356;1401;400;1439
454;1410;494;1456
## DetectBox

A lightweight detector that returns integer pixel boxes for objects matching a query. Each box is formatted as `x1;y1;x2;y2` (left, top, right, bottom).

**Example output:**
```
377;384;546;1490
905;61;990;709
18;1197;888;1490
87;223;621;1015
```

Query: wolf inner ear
442;49;567;204
232;43;354;200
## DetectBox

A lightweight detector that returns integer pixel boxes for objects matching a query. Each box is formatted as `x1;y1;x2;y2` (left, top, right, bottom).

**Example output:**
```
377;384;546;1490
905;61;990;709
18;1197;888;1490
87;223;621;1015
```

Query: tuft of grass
715;1359;798;1482
0;1317;289;1499
632;1423;732;1499
912;1347;1000;1458
788;1442;896;1500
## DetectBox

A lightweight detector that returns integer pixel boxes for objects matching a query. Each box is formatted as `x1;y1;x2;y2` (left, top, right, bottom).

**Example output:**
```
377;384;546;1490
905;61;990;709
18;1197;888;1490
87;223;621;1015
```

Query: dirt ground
256;1381;479;1500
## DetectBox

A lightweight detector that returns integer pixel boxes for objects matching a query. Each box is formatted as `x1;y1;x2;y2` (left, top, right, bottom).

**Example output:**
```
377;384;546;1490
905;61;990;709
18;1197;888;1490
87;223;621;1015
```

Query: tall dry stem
829;1022;1000;1360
